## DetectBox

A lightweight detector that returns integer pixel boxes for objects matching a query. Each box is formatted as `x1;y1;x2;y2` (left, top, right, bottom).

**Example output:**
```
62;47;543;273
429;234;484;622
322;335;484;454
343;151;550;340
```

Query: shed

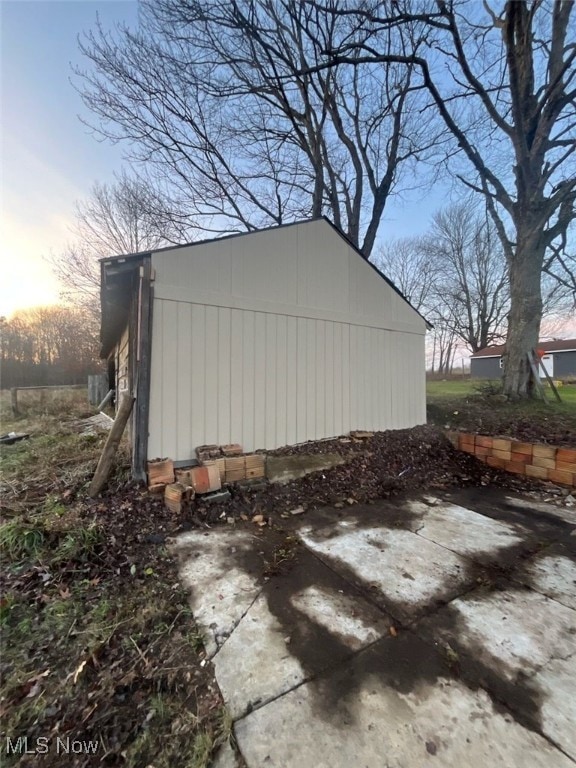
100;218;429;478
470;339;576;379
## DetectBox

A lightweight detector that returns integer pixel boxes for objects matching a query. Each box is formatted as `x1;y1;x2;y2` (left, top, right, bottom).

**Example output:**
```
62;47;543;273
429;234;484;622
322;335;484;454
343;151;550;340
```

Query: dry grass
0;392;228;768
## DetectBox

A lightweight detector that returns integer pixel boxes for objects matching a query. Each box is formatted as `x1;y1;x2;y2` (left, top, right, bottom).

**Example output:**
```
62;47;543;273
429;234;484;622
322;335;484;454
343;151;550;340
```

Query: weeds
472;379;504;399
0;518;45;560
1;395;225;768
53;523;104;564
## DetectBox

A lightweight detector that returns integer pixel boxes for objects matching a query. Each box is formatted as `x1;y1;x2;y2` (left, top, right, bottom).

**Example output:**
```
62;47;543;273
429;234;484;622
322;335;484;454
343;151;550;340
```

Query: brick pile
447;432;576;487
146;444;266;512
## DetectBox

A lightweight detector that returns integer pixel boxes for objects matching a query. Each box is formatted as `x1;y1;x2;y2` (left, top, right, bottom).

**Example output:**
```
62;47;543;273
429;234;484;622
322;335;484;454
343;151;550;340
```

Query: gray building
100;218;429;478
470;339;576;380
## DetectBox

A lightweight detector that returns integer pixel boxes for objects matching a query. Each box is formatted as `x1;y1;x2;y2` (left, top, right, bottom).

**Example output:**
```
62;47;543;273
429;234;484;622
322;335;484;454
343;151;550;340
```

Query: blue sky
1;0;138;316
0;0;449;320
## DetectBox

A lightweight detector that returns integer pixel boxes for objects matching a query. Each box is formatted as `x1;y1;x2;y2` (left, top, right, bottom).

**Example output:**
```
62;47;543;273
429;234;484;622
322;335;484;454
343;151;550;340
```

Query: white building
100;218;429;478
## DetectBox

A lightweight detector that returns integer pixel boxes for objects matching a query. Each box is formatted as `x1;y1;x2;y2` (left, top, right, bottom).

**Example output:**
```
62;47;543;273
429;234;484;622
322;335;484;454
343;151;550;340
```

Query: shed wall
554;351;576;378
147;220;426;461
470;357;502;379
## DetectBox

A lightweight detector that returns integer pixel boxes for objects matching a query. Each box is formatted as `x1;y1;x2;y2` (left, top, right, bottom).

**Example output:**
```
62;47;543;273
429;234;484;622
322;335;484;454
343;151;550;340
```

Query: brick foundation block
548;469;574;486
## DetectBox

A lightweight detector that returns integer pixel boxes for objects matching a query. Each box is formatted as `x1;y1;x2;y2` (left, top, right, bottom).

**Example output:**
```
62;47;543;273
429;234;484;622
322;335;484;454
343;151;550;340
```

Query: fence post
10;388;19;416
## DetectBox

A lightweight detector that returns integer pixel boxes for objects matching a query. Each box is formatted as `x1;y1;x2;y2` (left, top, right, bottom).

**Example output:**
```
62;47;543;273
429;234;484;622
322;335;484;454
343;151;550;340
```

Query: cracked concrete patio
172;488;576;767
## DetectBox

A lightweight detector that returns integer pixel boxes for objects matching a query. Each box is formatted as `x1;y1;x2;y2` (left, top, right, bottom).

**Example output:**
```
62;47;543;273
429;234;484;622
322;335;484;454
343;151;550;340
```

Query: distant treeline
1;306;103;388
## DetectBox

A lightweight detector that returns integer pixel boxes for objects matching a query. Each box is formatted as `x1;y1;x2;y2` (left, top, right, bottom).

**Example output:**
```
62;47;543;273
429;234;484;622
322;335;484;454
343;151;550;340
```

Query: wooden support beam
527;352;547;402
88;394;134;497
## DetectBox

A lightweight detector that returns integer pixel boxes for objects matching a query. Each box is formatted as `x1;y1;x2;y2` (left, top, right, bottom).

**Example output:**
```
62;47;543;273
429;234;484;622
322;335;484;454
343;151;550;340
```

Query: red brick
461;443;475;454
195;444;221;461
557;448;576;464
175;467;195;486
190;466;211;494
532;444;556;459
225;456;246;483
505;461;526;475
532;456;556;470
147;458;175;487
547;469;574;486
202;460;222;491
492;449;512;461
475;435;493;449
215;457;227;482
510;451;530;464
493;438;512;451
556;460;576;473
458;433;475;448
474;446;490;457
487;456;506;469
525;464;548;479
221;443;243;456
511;441;533;456
164;482;192;513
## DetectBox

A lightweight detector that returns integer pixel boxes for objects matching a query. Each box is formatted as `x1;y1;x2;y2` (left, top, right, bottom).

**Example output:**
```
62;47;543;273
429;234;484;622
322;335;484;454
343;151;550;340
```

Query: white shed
100;218;428;478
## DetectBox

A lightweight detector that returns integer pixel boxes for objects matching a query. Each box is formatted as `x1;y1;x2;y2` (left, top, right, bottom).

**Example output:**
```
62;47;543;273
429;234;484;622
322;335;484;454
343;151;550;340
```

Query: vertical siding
146;219;427;461
148;300;426;460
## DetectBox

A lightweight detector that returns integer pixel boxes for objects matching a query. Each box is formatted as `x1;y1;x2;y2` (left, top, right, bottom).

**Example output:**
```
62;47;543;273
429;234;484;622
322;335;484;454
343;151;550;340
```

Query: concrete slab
516;547;576;610
290;585;390;651
212;592;305;718
171;530;262;656
532;653;576;760
234;633;574;768
212;560;392;718
424;588;576;681
411;502;526;561
300;525;473;620
266;452;347;484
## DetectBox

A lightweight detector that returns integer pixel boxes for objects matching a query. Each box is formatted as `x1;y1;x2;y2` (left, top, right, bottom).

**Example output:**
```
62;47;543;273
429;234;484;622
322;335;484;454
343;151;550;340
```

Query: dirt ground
0;402;228;767
1;394;573;766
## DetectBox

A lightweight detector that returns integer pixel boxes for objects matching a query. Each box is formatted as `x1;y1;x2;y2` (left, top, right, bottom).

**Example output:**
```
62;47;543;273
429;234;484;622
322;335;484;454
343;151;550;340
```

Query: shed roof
100;217;431;357
471;339;576;358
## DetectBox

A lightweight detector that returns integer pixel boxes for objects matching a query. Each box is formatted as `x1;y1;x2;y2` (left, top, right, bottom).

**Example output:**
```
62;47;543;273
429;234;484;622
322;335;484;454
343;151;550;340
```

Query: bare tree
377;199;509;371
76;0;443;256
310;0;576;396
1;307;100;387
426;202;508;353
50;171;189;317
373;235;435;312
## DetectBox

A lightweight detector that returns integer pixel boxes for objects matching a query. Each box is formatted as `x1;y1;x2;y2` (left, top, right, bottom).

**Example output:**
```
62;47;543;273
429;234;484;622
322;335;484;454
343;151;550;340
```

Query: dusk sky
0;0;450;321
1;0;137;317
0;2;572;339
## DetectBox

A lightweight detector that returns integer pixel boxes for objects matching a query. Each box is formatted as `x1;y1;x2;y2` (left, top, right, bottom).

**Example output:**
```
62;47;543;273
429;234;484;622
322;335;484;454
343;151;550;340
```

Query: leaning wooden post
88;395;135;497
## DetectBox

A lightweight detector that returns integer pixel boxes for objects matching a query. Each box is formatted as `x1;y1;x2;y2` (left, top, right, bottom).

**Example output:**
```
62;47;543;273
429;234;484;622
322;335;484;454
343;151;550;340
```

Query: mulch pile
193;425;547;523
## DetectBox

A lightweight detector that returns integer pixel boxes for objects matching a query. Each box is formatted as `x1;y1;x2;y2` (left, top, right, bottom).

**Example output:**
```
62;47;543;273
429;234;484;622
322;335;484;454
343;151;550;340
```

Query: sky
0;0;138;317
0;0;448;321
0;1;572;345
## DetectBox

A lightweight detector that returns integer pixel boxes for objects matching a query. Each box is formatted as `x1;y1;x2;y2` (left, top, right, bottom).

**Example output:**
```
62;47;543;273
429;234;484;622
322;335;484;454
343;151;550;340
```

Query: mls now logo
5;736;100;755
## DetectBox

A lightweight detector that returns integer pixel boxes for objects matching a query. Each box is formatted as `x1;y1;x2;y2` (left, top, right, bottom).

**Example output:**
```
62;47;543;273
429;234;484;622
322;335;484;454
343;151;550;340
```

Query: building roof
471;339;576;358
100;217;432;357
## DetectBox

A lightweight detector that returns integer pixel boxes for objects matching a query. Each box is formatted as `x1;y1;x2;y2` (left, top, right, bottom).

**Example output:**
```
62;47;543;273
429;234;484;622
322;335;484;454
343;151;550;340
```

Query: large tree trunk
502;227;545;398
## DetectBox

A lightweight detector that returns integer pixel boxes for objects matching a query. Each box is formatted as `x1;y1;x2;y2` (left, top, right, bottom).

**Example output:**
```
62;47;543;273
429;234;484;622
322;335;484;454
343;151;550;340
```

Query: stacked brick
147;444;267;512
447;432;576;487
